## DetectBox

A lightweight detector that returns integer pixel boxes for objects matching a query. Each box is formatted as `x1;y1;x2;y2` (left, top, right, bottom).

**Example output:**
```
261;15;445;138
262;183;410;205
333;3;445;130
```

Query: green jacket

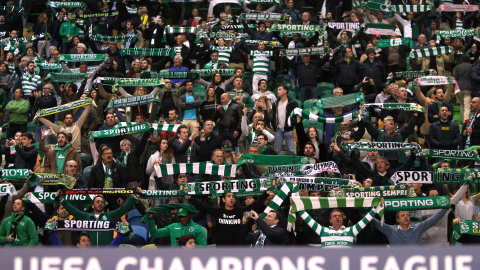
60;196;138;247
0;213;38;246
148;218;207;247
5;98;29;124
59;21;80;42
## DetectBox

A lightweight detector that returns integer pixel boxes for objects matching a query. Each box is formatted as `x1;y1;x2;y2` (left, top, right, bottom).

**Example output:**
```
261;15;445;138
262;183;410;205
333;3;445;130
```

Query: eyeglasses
178;175;187;178
67;165;78;168
165;81;172;84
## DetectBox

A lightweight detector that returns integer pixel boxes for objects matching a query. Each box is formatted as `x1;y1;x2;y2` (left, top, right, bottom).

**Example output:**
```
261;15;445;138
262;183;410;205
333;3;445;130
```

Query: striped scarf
283;176;356;191
436;29;479;43
375;38;414;50
408;46;452;59
280;47;330;57
262;161;341;177
261;182;298;219
45;72;87;83
420;149;480;162
89;122;151;139
330;185;416;198
312;92;364;111
106;93;161;109
154;162;237;178
166;27;197;34
58;54;108;62
393;170;474;185
239;13;290;21
37;63;62;70
288;108;360;126
24;192;96;204
115;78;165;87
415;76;460;94
151;123;183;132
33;98;91;122
191;68;236;77
90;35;137;43
362;103;424;118
392;5;431;12
237;154;309;166
119;48;176;58
180;178;275;196
344;142;422;154
142;71;198;79
271;24;320;32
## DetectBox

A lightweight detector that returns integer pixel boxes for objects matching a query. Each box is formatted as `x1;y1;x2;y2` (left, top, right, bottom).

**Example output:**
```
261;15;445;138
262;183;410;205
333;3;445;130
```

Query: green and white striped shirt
300;205;383;248
22;71;41;96
252;50;273;75
210;45;233;64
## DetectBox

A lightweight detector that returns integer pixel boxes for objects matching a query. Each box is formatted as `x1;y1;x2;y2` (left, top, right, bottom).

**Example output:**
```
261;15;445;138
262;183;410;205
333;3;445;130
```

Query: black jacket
429;120;461;150
360;57;386;89
213;102;243;132
13;145;38;171
194;133;223;162
89;161;127;189
461;111;480;148
172;137;192;164
246;219;288;246
284;54;330;87
334;57;360;86
124;132;150;184
428;102;454;123
34;94;57;123
471;60;480;97
272;97;299;132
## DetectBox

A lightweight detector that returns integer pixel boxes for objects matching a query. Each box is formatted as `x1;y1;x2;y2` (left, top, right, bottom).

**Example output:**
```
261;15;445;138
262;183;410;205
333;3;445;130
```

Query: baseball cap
222;140;233;151
177;208;189;217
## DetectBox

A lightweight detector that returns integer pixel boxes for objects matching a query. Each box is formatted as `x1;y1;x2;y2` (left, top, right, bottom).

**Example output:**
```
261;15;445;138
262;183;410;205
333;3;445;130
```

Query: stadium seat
131;225;148;245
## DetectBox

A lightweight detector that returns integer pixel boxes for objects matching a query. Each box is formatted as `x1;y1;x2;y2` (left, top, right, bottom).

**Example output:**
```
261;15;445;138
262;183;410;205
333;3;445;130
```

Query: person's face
10;30;17;38
178;213;192;226
27;63;35;73
329;211;344;227
341;32;348;40
211;52;219;63
217;38;225;46
21;136;31;147
377;12;384;20
396;211;411;227
253;113;263;124
258;42;265;51
77;46;85;54
304;144;315;157
73;38;80;46
178;128;189;140
439;107;450;121
77;236;91;248
126;22;133;30
471;98;480;111
121;142;131;153
90;90;97;99
234;78;242;88
57;134;67;148
259;80;267;91
350;13;358;22
222;193;236;208
287;0;294;8
106;113;116;126
64;114;74;126
141;60;149;70
177;174;188;184
430;21;437;29
407;13;414;20
277;87;286;98
212;151;224;164
390;85;398;96
220;94;230;105
101;149;113;164
160;139;169;151
14;132;22;144
344;48;353;58
364;179;373;187
79;64;87;73
53;51;60;59
204;121;214;133
307;127;317;139
384;117;394;130
58;12;65;20
92;197;105;213
192;9;199;16
164;80;172;90
249;147;260;154
444;38;452;46
66;161;77;176
340;122;350;132
376;158;390;173
264;212;278;227
136;87;145;96
440;162;450;169
245;196;255;205
429;190;439;197
235;69;243;78
174;56;182;66
169;110;178;122
13;199;24;214
27;48;34;56
185;82;193;92
398;87;408;99
0;64;6;73
302;12;310;21
57;205;69;219
333;89;343;96
257;135;267;148
302;55;310;64
0;15;5;23
367;151;378;161
214;73;221;83
418;35;426;44
183;238;196;248
133;59;141;69
435;89;445;101
255;121;265;131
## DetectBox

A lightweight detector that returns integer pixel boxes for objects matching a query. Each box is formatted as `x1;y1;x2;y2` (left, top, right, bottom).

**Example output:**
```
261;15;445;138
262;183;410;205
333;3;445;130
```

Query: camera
245;212;252;218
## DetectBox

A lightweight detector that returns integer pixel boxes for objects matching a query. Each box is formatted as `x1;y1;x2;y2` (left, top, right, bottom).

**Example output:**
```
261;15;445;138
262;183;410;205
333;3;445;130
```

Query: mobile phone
43;130;53;136
235;147;240;156
343;174;351;180
245;212;252;218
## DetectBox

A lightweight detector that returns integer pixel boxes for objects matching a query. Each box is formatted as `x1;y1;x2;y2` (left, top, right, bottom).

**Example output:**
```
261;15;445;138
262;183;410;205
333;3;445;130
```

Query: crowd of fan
0;0;479;248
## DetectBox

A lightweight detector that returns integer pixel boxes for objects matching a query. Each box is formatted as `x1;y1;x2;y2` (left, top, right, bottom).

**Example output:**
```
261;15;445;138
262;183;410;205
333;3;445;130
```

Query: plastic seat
82;165;94;182
317;82;334;91
131;225;148;244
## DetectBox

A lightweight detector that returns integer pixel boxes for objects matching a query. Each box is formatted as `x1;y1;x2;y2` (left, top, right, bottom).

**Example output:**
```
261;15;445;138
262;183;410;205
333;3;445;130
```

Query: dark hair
126;20;136;29
329;209;346;219
67;82;78;93
96;147;112;164
210;50;219;55
177;234;195;246
304;141;315;152
176;125;188;134
463;53;471;63
169;108;180;115
277;84;289;93
256;133;266;141
78;232;91;242
258;79;267;86
256;118;266;126
22;132;34;141
437;159;450;168
185;80;194;86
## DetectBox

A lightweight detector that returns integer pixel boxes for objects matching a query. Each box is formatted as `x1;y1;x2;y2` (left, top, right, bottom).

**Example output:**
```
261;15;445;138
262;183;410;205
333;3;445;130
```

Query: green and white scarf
237;154;309;166
2;33;46;44
388;69;437;80
46;1;85;8
420;149;480;162
166;27;197;34
392;5;431;12
262;161;340;177
0;184;16;196
106;93;160;109
408;46;452;59
89;122;151;139
284;176;356;192
280;32;316;38
344;142;422;154
438;4;479;12
288;108;360;126
261;182;298;220
415;76;460;94
115;78;165;87
196;32;249;41
436;29;480;43
37;63;62;70
383;196;450;211
243;0;280;4
362;103;424;118
34;98;91;122
151;123;183;132
310;93;364;113
45;72;87;83
191;68;236;77
180;178;275;196
154;162;237;178
54;219;118;232
142;190;183;198
365;2;392;12
330;185;416;198
90;35;137;43
33;174;76;189
2;169;30;179
365;23;396;35
215;24;257;30
452;220;480;244
244;40;281;46
239;13;289;21
327;22;361;30
375;38;414;50
120;48;176;58
78;12;119;19
280;47;330;57
58;54;108;62
142;71;198;79
23;192;95;204
271;24;320;32
0;6;23;13
393;170;474;185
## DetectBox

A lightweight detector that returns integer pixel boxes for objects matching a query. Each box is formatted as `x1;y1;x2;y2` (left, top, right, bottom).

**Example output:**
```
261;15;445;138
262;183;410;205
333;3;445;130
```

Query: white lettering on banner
396;171;434;183
384;199;434;208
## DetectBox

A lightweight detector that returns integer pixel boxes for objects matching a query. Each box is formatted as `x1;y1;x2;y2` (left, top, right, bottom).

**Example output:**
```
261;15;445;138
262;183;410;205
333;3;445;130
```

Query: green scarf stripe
312;92;364;111
286;176;355;191
166;27;197;34
115;78;165;87
387;69;437;80
0;6;23;13
89;122;150;139
393;170;474;185
409;46;452;59
196;32;249;40
262;162;341;177
392;5;431;12
45;72;87;83
436;29;478;43
37;63;62;70
152;123;183;132
271;24;320;32
78;12;119;19
237;154;309;166
421;149;480;161
141;71;198;79
384;196;450;211
46;1;85;8
362;103;424;119
345;142;421;154
155;162;237;178
119;48;175;58
280;47;330;57
106;93;160;109
331;185;416;198
451;220;480;244
375;38;413;50
34;98;91;122
214;24;257;30
291;197;381;212
288;108;360;126
58;54;108;62
90;35;137;43
191;68;236;77
239;13;289;21
1;33;46;44
261;182;297;219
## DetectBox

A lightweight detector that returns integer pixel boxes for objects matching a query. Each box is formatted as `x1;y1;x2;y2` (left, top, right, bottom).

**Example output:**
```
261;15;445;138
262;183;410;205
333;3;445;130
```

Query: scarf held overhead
106;93;160;109
180;178;275;195
262;162;340;177
154;162;237;178
33;98;91;122
452;220;480;244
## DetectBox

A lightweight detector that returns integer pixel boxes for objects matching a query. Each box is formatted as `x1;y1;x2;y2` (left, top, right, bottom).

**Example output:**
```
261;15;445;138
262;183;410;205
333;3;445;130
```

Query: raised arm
351;204;384;236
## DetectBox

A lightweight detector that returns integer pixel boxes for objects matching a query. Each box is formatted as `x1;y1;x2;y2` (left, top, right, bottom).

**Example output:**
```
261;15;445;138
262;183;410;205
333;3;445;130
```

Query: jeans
274;129;294;153
289;68;297;92
37;40;52;59
300;85;317;102
35;122;49;143
456;90;471;122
